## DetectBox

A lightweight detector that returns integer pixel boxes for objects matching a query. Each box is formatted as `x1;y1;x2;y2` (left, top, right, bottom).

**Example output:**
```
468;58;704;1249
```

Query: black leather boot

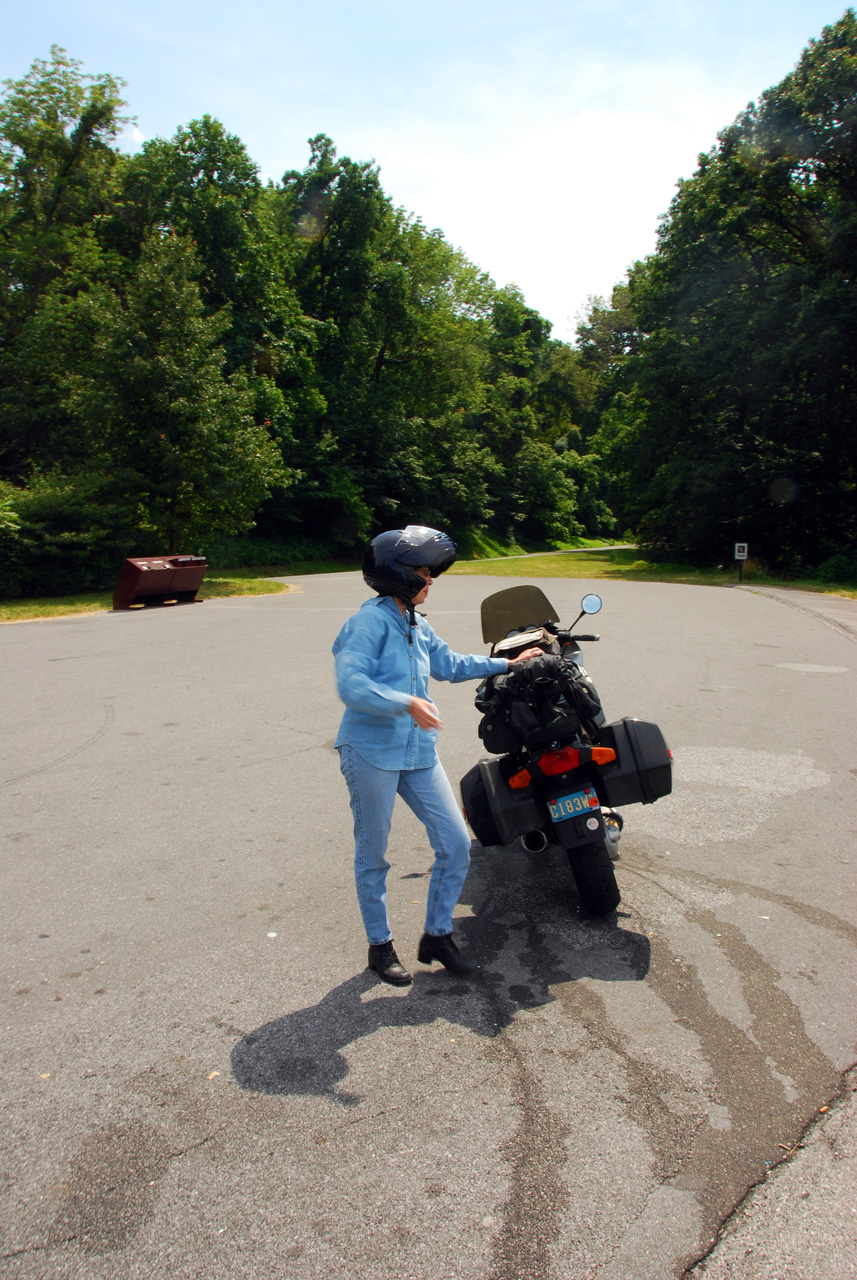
417;932;476;977
367;940;412;986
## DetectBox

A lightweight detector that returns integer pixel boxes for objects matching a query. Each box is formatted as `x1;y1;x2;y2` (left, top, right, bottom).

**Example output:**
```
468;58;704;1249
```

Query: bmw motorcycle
460;585;673;915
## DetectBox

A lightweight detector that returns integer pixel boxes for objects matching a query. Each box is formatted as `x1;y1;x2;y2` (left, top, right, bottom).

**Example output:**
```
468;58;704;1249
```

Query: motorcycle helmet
363;525;458;602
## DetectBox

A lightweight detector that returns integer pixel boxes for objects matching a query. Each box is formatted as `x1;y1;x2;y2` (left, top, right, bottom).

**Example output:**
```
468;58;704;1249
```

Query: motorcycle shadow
232;840;650;1103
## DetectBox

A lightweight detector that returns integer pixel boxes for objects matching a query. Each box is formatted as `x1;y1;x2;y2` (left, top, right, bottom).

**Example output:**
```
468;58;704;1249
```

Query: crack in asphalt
0;1234;79;1262
683;1061;857;1275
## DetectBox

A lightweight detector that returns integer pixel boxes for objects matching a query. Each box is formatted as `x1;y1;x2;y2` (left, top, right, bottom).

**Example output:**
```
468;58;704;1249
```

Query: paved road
1;576;855;1278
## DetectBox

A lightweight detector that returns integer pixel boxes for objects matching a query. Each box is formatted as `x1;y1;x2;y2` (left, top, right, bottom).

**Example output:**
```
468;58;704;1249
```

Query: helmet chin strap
393;595;420;629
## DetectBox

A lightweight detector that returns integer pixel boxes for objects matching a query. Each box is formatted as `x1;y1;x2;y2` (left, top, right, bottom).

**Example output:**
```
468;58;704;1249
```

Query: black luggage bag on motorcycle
595;718;672;807
475;653;603;756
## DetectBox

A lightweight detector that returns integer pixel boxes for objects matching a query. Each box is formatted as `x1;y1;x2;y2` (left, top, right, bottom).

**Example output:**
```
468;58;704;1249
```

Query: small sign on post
734;542;748;583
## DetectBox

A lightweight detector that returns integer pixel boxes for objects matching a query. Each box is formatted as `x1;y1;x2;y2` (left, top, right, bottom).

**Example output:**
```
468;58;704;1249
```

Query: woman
332;525;542;985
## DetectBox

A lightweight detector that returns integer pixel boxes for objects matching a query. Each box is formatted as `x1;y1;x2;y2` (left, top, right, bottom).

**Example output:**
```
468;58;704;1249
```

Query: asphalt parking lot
2;574;856;1278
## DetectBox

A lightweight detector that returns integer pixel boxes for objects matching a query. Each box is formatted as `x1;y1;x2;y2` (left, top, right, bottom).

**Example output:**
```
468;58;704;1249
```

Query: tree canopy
0;49;611;594
2;20;856;597
582;10;857;578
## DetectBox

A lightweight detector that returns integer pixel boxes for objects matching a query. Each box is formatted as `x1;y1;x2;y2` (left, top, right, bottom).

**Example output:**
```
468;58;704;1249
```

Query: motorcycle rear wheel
566;842;621;915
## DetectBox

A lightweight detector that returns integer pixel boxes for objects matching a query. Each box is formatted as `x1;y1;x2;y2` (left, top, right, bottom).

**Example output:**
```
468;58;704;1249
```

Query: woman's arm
333;613;412;717
426;625;544;682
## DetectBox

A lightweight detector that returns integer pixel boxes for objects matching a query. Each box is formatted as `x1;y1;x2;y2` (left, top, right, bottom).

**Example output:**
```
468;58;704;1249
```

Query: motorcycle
460;585;673;915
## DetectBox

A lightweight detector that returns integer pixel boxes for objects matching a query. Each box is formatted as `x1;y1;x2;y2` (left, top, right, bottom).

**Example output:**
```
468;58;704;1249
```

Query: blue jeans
338;745;472;946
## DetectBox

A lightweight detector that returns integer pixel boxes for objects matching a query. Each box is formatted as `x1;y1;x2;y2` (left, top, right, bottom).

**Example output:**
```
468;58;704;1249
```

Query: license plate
548;787;600;823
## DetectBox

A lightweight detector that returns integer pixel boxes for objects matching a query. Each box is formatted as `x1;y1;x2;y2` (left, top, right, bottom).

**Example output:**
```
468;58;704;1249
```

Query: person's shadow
232;841;650;1103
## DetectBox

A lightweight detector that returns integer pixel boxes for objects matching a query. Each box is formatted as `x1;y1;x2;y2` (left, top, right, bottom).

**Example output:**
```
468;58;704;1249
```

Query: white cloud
7;0;828;340
363;62;747;339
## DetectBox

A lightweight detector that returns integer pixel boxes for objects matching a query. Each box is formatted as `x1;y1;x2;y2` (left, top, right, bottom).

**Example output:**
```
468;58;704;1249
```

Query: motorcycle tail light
538;745;616;774
540;746;582;774
507;743;616;790
508;747;580;789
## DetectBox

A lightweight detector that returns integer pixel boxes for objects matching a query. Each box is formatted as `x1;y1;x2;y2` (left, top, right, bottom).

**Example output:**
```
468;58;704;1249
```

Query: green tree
72;232;287;552
476;286;610;544
110;116;307;369
595;12;857;569
0;46;127;476
264;136;506;544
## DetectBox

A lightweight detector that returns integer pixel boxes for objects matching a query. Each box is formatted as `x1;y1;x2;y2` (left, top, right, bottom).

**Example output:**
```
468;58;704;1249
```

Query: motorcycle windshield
480;585;560;644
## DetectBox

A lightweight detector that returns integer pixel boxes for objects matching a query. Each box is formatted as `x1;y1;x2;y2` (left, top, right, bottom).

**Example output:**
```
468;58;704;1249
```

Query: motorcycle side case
595;718;672;806
460;758;542;847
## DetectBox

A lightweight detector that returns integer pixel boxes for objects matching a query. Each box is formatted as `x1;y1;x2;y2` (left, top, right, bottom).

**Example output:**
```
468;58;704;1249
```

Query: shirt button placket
409;645;417;765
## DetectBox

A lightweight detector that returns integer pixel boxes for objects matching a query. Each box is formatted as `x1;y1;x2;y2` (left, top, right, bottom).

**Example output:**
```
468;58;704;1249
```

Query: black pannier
460;758;543;846
595;719;672;806
475;653;602;755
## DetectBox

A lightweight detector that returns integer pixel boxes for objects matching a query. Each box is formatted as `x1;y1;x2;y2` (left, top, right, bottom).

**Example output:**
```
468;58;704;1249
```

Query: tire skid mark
538;892;842;1277
0;702;115;788
474;915;597;1280
556;981;707;1186
486;1055;572;1280
610;920;838;1275
625;861;857;948
672;909;841;1219
549;979;710;1279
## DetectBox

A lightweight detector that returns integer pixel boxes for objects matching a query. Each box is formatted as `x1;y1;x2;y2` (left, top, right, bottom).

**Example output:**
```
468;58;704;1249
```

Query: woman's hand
507;647;545;667
409;697;443;730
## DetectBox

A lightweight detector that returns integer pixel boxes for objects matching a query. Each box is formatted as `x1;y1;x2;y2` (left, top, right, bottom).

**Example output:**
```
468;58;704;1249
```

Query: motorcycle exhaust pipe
521;829;549;853
603;808;622;862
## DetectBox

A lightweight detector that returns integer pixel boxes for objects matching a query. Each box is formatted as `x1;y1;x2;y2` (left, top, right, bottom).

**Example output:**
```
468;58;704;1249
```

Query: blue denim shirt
333;595;508;770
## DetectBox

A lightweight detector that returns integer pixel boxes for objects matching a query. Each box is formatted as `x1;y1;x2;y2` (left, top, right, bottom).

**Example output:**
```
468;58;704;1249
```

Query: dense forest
582;10;857;581
1;13;855;596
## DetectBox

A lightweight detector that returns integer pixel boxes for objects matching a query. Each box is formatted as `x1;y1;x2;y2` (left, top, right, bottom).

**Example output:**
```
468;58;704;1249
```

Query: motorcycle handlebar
563;633;600;643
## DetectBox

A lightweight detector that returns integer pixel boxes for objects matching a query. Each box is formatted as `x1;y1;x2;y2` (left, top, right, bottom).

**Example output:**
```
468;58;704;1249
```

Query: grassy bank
0;570;289;624
448;547;857;595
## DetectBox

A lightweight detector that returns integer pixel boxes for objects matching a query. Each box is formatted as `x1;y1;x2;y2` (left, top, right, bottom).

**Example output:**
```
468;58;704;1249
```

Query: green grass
0;572;288;624
0;592;116;623
459;533;625;559
448;547;857;596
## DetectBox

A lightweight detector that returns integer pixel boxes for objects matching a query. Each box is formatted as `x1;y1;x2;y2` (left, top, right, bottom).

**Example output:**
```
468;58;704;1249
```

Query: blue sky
3;1;849;339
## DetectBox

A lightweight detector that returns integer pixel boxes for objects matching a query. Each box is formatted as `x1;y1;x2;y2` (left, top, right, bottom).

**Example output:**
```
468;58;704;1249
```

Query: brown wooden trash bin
112;556;207;610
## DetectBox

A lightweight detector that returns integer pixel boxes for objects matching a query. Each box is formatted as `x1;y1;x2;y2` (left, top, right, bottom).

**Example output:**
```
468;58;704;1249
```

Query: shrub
199;533;336;569
0;470;142;599
816;551;857;585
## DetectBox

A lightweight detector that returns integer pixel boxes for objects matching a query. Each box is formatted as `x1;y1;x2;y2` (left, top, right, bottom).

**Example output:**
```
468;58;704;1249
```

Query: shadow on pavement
232;842;650;1103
